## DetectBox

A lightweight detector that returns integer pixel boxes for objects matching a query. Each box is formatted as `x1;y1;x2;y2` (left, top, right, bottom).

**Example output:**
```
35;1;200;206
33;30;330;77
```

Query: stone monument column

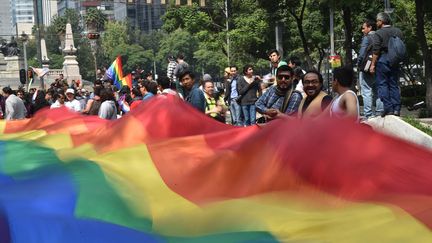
62;23;81;85
41;38;50;69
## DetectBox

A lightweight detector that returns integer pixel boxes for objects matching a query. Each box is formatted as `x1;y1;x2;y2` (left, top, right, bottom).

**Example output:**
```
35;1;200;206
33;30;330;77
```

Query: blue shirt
230;77;239;99
255;85;302;116
357;32;374;67
185;83;206;113
143;93;154;100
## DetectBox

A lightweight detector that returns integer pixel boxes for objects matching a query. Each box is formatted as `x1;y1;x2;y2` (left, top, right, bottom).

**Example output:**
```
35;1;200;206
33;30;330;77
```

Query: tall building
57;0;78;16
42;0;58;26
114;0;166;33
58;0;115;28
5;0;58;37
11;0;34;36
0;0;14;40
12;0;34;25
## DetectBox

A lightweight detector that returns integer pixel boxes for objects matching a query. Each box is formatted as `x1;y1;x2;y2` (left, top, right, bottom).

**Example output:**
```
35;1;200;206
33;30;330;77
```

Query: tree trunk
416;0;432;116
295;18;314;69
289;0;313;70
342;6;353;69
317;47;325;72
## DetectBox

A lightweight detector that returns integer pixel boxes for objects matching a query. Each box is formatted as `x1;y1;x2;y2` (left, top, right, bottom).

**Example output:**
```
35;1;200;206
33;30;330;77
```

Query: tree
101;21;129;61
51;9;82;35
84;8;107;32
161;1;271;76
415;0;432;115
77;40;97;81
156;28;198;71
258;0;316;69
112;44;154;74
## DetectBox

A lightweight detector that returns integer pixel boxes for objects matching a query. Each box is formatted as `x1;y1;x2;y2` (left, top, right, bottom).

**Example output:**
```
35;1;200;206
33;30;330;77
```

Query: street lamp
19;32;29;86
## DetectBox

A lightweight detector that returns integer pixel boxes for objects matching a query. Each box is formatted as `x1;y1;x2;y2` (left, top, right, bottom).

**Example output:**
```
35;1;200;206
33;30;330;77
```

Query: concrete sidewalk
365;115;432;150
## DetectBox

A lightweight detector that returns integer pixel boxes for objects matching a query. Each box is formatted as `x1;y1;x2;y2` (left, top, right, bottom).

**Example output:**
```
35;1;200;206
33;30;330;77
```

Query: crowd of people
0;12;402;126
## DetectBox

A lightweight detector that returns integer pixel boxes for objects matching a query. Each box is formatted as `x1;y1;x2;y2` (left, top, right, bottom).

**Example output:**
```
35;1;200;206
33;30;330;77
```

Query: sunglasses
277;75;291;80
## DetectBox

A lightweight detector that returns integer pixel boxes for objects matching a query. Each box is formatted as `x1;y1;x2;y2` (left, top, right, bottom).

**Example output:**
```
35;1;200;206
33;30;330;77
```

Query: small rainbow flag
106;56;131;89
121;73;133;89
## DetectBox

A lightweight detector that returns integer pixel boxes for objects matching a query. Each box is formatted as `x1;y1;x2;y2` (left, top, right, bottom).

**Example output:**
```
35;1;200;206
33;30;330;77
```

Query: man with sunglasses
255;65;302;122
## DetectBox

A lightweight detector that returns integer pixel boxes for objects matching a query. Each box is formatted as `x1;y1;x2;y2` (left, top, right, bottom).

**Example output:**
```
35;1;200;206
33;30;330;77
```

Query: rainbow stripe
121;73;133;89
1;96;432;242
106;56;131;89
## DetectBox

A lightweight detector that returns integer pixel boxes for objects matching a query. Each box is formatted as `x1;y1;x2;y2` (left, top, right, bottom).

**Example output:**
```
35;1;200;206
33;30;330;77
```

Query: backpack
387;35;407;67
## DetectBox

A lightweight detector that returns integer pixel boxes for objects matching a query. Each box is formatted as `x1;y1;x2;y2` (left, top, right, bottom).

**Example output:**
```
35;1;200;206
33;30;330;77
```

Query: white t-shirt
65;99;82;112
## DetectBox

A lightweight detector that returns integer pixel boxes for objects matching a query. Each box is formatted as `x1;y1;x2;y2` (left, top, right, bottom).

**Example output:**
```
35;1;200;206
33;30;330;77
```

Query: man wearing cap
65;88;82;112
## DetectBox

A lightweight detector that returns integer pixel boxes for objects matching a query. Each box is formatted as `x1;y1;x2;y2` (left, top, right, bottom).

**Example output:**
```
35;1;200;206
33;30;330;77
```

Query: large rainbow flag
1;96;432;242
106;56;132;89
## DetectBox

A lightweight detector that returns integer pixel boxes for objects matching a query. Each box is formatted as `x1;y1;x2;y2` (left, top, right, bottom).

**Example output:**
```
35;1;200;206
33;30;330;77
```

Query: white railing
47;69;63;78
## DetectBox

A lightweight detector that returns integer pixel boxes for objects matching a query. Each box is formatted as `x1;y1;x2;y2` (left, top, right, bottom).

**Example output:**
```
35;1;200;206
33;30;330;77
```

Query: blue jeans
376;56;401;113
230;100;243;126
359;71;383;117
241;104;256;126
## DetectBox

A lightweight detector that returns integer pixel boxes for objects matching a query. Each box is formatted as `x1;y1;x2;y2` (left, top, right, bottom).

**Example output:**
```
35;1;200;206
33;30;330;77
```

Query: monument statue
0;38;20;57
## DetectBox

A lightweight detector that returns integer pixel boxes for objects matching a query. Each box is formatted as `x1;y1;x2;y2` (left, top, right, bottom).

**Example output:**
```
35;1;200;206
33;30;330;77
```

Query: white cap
66;88;75;94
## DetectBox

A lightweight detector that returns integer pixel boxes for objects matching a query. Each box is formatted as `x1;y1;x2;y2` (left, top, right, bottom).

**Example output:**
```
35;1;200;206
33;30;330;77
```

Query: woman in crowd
236;64;260;126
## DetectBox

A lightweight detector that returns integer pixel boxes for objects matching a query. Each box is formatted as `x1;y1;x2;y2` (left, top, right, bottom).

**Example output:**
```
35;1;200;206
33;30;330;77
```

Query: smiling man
297;70;332;119
255;65;302;122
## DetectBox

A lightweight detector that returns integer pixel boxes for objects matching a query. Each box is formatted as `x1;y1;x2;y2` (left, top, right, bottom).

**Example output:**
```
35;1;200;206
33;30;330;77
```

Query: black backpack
387;35;407;67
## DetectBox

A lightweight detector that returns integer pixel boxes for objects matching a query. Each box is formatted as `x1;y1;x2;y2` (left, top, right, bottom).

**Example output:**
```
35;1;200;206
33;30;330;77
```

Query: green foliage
403;116;432;136
48;54;64;69
160;0;271;77
156;28;198;71
84;8;107;32
162;4;212;33
45;26;62;55
392;0;422;64
140;30;164;54
77;40;97;82
101;21;129;60
51;9;82;34
112;44;154;74
229;3;269;62
194;47;227;78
